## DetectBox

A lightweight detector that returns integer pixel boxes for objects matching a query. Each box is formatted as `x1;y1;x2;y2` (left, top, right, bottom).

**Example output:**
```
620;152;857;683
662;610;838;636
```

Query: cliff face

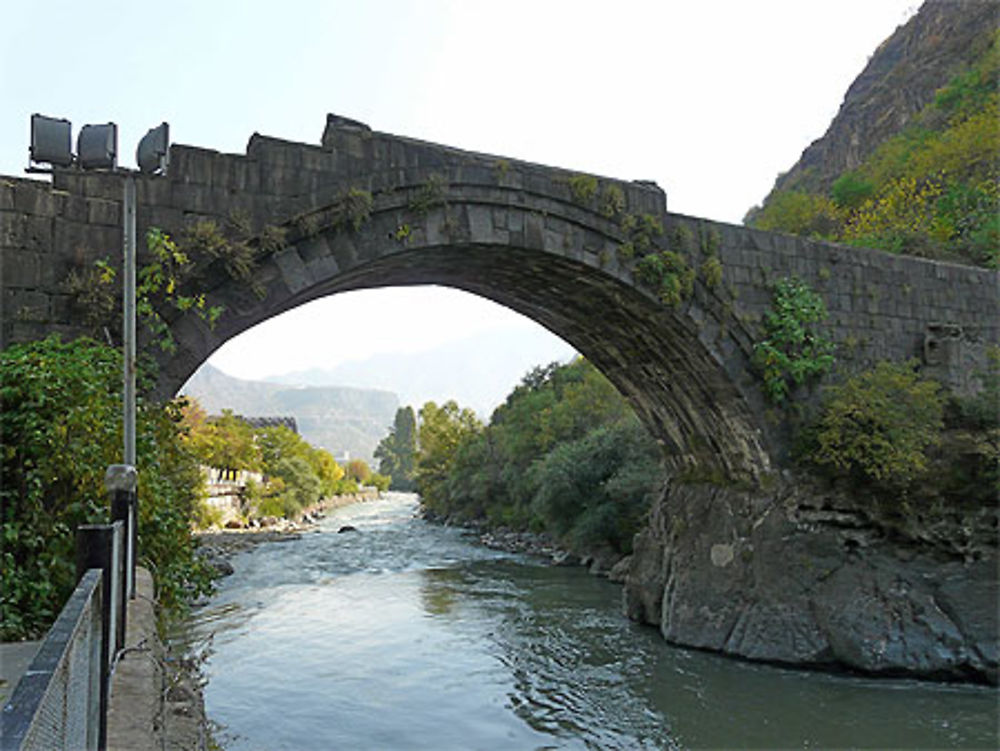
767;0;998;197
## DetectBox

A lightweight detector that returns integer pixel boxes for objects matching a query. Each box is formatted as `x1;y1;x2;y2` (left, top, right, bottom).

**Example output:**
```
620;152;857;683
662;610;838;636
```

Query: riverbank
624;476;999;686
194;490;380;577
442;519;631;582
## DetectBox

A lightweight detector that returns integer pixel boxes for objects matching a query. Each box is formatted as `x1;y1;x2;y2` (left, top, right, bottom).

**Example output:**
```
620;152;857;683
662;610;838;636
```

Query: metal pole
123;174;136;468
123;175;138;599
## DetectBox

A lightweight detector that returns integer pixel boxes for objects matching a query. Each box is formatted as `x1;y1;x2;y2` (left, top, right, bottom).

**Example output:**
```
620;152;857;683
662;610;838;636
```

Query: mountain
180;364;399;463
747;0;998;268
266;327;577;418
766;0;996;198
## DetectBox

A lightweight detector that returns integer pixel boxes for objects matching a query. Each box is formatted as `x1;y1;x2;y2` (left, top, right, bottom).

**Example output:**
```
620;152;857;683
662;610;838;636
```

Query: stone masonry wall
1;117;997;476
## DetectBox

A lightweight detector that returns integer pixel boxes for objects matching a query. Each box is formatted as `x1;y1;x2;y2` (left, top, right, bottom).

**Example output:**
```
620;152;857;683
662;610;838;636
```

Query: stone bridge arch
154;120;771;478
4;115;996;482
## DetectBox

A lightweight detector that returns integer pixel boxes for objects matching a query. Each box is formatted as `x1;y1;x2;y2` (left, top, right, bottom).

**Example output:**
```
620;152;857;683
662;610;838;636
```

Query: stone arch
154;181;771;480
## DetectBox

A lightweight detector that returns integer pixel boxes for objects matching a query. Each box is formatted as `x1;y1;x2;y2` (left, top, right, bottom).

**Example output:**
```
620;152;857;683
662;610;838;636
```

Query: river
177;492;997;750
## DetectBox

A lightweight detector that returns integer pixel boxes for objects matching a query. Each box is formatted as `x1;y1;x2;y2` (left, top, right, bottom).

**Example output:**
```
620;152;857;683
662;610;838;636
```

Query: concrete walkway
107;566;207;751
107;566;163;751
0;640;41;707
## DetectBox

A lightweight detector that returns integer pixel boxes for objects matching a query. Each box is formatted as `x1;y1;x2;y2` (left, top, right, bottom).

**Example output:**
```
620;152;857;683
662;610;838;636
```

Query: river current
178;493;997;750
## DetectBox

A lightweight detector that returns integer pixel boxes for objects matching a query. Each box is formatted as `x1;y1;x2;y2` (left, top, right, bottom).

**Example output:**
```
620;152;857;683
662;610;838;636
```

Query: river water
178;493;997;750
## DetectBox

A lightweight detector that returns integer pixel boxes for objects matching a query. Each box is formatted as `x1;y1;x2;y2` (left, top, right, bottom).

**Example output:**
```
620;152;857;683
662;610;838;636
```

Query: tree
182;407;261;472
374;406;418;491
411;358;665;553
811;360;944;488
416;401;483;512
1;336;213;639
310;447;346;497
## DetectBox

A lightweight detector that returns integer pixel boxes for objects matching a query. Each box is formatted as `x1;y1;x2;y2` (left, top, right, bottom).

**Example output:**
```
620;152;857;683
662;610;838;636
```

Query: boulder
623;478;998;684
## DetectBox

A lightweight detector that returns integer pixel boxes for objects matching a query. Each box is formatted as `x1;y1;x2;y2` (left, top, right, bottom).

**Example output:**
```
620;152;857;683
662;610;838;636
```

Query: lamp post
28;115;169;598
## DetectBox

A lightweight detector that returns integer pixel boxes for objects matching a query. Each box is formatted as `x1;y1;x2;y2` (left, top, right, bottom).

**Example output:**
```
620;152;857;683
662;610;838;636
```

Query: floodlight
136;122;169;174
30;114;73;167
78;123;118;169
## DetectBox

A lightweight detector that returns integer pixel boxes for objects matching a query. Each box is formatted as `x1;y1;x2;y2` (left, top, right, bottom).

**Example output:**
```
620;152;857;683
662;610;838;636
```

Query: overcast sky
1;0;918;380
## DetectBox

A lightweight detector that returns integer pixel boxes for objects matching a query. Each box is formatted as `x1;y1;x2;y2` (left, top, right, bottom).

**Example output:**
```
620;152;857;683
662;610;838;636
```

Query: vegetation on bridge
749;30;999;268
752;276;836;404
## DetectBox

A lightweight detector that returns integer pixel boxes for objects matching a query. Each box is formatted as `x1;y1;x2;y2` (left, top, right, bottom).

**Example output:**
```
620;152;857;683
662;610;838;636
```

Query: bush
809;360;944;488
1;336;213;639
752;277;835;403
831;171;875;209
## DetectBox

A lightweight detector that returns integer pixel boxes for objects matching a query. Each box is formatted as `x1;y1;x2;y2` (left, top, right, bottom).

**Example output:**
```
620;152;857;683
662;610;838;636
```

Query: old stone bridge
2;114;997;479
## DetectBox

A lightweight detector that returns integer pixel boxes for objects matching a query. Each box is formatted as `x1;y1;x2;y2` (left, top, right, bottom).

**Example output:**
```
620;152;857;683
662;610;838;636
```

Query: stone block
87;198;121;227
13;184;56;215
466;205;493;243
0;180;15;210
524;214;545;251
329;232;359;271
305;254;339;280
296;235;331;264
272;247;310;295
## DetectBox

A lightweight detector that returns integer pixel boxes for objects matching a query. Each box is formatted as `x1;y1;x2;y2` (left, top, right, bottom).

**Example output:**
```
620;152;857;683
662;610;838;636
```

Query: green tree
310;447;346;497
810;360;944;488
374;406;418;491
416;401;483;513
1;336;213;639
413;358;665;553
270;455;322;516
206;410;261;471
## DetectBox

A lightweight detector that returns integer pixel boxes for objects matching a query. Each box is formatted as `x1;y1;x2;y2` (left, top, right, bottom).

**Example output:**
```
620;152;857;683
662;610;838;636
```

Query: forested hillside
747;1;998;268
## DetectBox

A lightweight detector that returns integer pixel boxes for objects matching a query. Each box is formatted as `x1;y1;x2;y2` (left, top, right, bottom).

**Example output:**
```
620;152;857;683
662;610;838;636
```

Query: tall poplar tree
375;406;419;491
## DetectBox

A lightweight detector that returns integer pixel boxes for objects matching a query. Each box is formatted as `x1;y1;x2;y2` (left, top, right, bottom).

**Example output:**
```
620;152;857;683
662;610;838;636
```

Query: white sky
1;0;919;380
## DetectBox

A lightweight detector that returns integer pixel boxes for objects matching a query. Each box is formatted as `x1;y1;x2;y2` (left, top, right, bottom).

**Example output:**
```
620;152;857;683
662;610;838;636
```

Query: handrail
1;517;128;751
0;569;104;751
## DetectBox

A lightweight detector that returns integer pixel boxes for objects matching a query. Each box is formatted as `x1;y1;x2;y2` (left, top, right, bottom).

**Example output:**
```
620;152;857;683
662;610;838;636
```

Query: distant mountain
266;327;576;418
180;364;398;464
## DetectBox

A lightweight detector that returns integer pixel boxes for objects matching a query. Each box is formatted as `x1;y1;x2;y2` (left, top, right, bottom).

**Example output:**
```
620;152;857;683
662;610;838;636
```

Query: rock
608;555;632;583
209;558;235;577
551;551;581;567
338;525;358;533
586;547;623;577
223;519;243;530
623;478;998;685
260;516;278;528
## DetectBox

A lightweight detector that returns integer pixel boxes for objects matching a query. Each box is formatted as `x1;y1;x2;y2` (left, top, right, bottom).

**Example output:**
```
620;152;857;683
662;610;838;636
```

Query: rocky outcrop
766;0;998;197
623;478;998;684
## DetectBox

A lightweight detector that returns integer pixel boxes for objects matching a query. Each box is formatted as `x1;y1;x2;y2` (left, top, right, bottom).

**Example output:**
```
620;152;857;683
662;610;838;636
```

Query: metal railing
1;517;130;751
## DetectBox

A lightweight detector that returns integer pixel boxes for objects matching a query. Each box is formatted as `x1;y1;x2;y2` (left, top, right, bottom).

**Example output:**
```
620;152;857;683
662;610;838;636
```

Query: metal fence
1;520;127;751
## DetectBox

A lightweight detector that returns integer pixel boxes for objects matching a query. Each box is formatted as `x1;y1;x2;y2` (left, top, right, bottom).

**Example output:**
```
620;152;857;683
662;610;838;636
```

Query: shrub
752;190;841;237
567;174;598;204
1;336;213;639
752;277;835;403
831;171;875;209
810;360;944;488
635;251;695;306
